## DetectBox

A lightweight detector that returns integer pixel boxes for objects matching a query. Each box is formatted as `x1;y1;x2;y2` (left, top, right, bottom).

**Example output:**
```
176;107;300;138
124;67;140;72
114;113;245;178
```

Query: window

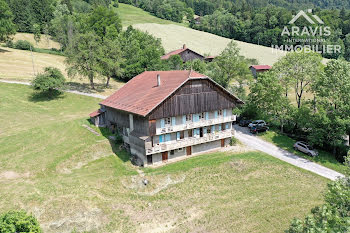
207;127;211;134
186;114;192;122
165;134;171;142
199;113;205;120
170;150;175;155
180;131;184;139
165;117;171;126
178;148;183;152
218;110;223;116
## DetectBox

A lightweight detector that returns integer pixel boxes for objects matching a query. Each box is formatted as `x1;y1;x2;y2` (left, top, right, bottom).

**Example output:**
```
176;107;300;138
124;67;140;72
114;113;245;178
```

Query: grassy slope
13;33;61;50
259;130;347;174
115;3;287;65
0;83;329;232
132;23;288;65
117;3;187;27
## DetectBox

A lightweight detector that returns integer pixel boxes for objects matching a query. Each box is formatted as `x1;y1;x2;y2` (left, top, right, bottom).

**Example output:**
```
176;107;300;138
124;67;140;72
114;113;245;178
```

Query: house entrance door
162;152;168;162
186;146;192;156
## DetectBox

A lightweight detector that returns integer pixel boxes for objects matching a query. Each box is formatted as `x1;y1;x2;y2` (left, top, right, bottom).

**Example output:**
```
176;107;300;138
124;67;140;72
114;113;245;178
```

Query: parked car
250;125;269;134
239;119;252;127
293;141;318;157
248;120;266;129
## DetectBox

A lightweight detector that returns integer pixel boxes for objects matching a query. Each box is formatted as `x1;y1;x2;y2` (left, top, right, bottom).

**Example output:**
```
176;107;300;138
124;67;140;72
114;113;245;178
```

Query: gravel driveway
233;125;345;181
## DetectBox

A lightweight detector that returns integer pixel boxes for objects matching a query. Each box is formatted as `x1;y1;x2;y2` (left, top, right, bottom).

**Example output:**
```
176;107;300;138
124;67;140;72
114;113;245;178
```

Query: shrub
113;0;119;7
115;131;123;144
14;40;33;51
5;40;13;48
0;210;42;233
32;67;65;95
230;137;238;146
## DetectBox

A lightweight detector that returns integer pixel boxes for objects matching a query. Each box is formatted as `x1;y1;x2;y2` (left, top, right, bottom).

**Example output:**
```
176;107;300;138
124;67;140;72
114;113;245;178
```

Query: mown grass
13;33;61;50
0;46;124;96
116;3;187;27
0;83;329;232
259;130;347;174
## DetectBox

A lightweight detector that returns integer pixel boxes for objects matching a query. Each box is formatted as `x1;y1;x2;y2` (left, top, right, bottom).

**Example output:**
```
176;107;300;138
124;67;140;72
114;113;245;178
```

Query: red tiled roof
205;56;216;59
89;109;102;117
250;65;272;70
161;48;187;60
100;70;238;117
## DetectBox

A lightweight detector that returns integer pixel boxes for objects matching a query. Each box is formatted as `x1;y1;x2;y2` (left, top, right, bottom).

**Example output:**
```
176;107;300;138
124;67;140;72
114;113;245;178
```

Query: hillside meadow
0;83;329;232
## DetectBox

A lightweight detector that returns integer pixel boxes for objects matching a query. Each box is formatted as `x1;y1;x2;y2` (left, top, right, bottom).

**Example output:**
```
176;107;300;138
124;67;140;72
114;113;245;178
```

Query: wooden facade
179;50;204;62
148;79;238;119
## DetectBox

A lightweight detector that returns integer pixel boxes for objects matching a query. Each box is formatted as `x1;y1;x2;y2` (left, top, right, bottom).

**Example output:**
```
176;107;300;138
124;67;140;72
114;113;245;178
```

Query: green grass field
259;130;347;174
116;3;187;27
0;83;330;232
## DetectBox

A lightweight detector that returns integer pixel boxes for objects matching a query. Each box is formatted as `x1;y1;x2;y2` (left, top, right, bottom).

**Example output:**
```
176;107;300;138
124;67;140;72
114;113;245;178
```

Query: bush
113;0;119;7
32;67;65;95
0;210;42;233
115;131;123;144
14;40;33;51
5;40;13;48
230;137;238;146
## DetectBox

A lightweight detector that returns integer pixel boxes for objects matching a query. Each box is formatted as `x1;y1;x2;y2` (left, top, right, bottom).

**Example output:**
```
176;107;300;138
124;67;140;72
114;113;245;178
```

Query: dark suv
239;119;252;127
250;125;269;134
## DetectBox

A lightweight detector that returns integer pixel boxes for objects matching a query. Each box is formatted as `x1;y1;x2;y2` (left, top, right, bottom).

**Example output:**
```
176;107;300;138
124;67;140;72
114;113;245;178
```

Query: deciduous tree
65;32;102;89
0;0;16;42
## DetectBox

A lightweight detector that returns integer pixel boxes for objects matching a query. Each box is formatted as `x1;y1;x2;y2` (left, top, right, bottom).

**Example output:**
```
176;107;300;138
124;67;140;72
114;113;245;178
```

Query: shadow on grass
28;90;64;102
87;119;130;163
0;48;10;53
65;82;112;94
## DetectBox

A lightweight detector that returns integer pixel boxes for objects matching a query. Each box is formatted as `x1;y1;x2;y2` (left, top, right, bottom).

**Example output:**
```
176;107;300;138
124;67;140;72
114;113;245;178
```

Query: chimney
183;44;186;49
157;74;161;86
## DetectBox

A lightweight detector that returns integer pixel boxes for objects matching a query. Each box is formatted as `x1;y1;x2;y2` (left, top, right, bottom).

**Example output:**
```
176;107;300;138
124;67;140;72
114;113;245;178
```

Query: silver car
293;141;318;157
248;120;266;129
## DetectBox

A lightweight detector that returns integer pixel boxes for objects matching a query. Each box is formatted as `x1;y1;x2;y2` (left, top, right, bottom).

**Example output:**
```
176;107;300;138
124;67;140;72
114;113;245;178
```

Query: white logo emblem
289;9;324;25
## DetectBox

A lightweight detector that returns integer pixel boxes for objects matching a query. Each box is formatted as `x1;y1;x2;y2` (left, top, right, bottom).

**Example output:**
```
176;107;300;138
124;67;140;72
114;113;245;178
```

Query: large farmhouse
91;70;243;166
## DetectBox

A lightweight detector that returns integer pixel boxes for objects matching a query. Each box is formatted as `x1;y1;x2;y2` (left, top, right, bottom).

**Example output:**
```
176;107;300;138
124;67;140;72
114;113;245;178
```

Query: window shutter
224;109;227;117
226;123;229;129
212;125;215;132
205;112;209;120
183;115;186;124
172;117;176;126
177;132;180;140
204;127;207;134
214;111;218;118
218;125;222;131
165;134;171;142
160;119;165;128
159;135;164;143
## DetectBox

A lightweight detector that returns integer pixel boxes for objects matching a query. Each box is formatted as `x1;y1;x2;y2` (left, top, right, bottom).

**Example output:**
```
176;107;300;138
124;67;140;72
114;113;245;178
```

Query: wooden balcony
146;129;235;155
155;115;236;135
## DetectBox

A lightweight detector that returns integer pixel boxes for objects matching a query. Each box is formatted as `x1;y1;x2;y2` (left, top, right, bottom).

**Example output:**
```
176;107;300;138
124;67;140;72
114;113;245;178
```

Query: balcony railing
156;115;236;135
146;129;235;155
